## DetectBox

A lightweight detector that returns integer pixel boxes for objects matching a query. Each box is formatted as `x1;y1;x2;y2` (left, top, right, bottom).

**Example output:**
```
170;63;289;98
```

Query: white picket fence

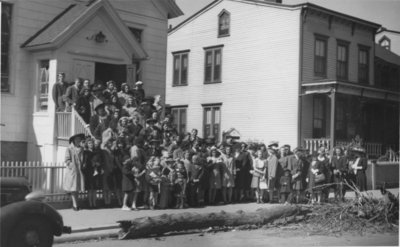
0;161;97;203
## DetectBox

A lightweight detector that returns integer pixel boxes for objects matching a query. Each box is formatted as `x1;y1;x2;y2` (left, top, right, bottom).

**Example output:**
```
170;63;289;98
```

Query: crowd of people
59;73;368;211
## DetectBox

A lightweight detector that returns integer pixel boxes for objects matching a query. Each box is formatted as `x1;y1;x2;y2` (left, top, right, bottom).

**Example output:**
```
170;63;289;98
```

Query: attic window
379;36;391;51
218;10;230;37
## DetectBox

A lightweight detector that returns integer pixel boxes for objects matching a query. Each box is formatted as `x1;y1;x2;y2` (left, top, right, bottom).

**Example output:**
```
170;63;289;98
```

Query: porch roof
301;81;400;102
21;0;148;60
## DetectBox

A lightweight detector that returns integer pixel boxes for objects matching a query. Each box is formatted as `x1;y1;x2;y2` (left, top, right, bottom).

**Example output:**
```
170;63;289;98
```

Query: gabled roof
155;0;184;19
21;0;148;59
169;0;380;34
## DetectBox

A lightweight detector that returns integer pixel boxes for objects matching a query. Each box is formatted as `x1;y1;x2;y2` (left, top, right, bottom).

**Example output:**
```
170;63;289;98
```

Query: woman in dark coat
75;88;92;123
234;143;252;201
82;138;97;208
331;147;348;201
350;147;368;192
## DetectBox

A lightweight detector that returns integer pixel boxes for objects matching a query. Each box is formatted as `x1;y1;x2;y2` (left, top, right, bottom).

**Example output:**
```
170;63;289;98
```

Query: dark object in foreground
0;177;71;247
118;205;300;239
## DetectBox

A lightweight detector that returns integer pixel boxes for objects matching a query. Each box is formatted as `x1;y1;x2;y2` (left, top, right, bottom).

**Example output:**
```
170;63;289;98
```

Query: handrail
72;108;95;138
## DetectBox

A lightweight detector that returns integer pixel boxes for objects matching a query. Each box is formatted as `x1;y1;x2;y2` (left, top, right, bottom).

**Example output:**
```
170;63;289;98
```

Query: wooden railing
304;138;331;154
304;138;383;157
55;109;93;140
0;161;70;202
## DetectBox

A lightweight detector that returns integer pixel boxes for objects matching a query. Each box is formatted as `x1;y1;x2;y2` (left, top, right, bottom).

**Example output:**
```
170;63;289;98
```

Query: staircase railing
55;109;94;141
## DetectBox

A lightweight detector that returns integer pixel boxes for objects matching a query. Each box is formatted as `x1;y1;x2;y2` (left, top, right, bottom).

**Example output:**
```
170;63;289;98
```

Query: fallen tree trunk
118;205;301;239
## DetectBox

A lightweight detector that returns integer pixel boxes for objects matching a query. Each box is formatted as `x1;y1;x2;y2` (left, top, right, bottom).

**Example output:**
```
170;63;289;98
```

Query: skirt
250;175;261;189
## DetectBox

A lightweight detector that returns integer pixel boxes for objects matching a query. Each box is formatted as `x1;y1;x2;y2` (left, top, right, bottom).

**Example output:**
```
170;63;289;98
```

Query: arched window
218;10;230;37
379;36;391;50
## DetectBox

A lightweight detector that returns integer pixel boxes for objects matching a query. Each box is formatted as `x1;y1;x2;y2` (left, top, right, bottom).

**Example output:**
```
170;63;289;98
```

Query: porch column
329;89;336;155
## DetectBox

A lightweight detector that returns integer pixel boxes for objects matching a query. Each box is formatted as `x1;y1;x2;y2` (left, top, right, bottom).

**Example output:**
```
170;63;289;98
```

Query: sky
169;0;400;31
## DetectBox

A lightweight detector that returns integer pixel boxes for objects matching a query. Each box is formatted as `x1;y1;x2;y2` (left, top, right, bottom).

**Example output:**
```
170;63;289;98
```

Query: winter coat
63;145;85;192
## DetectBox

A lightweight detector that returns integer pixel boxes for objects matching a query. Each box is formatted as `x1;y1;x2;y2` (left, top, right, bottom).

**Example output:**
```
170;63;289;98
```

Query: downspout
297;7;305;148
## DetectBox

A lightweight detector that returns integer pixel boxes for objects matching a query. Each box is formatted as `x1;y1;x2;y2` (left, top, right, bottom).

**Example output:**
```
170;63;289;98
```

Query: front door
94;62;126;90
72;60;95;84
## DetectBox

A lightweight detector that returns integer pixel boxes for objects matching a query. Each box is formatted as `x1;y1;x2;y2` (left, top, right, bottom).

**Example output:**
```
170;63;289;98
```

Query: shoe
72;206;80;211
121;206;131;211
131;207;139;211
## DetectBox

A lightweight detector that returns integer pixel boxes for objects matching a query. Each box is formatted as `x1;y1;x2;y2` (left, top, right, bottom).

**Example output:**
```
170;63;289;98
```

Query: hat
146;118;157;124
284;169;291;174
293;147;304;154
205;137;215;145
92;84;104;92
118;116;129;124
121;82;128;88
283;144;291;150
69;133;85;144
94;102;105;112
149;139;161;145
268;141;279;148
350;146;366;153
135;81;143;85
106;80;115;87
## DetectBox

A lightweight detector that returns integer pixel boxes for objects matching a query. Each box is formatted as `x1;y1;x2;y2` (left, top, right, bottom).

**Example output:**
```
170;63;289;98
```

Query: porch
300;80;400;158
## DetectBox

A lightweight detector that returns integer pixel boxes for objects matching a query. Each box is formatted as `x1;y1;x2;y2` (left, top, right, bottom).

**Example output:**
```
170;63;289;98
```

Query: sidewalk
54;188;399;244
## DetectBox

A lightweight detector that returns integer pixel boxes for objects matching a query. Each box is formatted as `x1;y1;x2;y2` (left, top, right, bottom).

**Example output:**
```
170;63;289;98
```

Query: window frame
312;95;326;138
218;9;230;38
1;2;13;93
314;34;328;78
202;103;222;141
36;60;50;112
358;45;370;84
172;50;190;87
203;45;223;84
171;106;187;135
128;27;143;44
336;39;349;81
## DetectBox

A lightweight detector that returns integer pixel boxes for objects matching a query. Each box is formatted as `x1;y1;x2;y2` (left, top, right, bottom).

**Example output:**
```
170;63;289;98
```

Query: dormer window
218;10;230;37
379;36;391;51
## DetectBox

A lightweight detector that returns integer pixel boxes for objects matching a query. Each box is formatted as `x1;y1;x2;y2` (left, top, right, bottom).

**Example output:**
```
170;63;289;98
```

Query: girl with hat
308;147;329;204
63;133;86;211
250;150;267;203
220;145;235;204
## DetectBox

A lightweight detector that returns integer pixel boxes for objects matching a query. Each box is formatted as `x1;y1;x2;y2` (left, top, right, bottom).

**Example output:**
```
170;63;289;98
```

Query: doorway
94;62;126;90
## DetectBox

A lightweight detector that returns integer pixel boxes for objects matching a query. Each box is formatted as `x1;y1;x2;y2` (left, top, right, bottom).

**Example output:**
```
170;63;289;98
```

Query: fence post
371;160;376;190
71;108;76;136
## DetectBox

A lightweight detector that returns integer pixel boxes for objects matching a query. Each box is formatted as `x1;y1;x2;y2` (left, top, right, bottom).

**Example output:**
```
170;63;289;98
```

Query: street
56;228;399;247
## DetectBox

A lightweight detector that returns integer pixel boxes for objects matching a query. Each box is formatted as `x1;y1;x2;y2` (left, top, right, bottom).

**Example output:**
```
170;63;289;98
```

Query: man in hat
64;78;83;112
140;118;161;144
52;72;68;112
266;146;279;203
132;81;145;105
289;148;304;203
349;146;367;192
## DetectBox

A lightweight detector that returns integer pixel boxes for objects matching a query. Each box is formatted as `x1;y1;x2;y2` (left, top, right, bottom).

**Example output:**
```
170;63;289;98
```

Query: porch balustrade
304;138;384;157
55;109;93;141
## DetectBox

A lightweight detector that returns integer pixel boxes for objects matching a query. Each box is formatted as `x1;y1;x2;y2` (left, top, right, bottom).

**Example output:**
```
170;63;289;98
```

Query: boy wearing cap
266;146;279;203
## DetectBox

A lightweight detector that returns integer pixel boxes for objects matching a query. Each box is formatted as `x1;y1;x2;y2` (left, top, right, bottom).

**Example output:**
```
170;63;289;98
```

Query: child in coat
146;157;162;209
280;169;292;204
174;160;187;209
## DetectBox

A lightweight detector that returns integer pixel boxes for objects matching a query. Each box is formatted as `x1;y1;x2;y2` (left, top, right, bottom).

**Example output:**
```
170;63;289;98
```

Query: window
314;36;327;77
313;96;325;138
203;104;221;141
171;107;187;135
204;46;222;83
336;41;348;80
38;60;49;111
172;51;189;86
218;10;230;37
379;36;391;51
129;27;143;43
1;2;12;93
358;46;369;83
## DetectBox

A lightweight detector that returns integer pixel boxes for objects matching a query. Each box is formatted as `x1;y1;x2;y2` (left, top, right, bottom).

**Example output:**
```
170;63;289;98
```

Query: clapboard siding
302;12;376;85
167;0;301;147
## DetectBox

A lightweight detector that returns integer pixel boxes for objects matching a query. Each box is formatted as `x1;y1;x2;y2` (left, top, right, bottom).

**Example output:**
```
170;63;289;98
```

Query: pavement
54;187;399;244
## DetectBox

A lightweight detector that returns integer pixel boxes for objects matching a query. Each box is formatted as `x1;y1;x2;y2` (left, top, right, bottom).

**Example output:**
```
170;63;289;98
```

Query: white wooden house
166;0;400;156
1;0;182;162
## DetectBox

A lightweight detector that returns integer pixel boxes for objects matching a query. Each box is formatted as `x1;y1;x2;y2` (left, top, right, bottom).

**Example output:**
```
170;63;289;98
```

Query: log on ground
118;205;301;239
